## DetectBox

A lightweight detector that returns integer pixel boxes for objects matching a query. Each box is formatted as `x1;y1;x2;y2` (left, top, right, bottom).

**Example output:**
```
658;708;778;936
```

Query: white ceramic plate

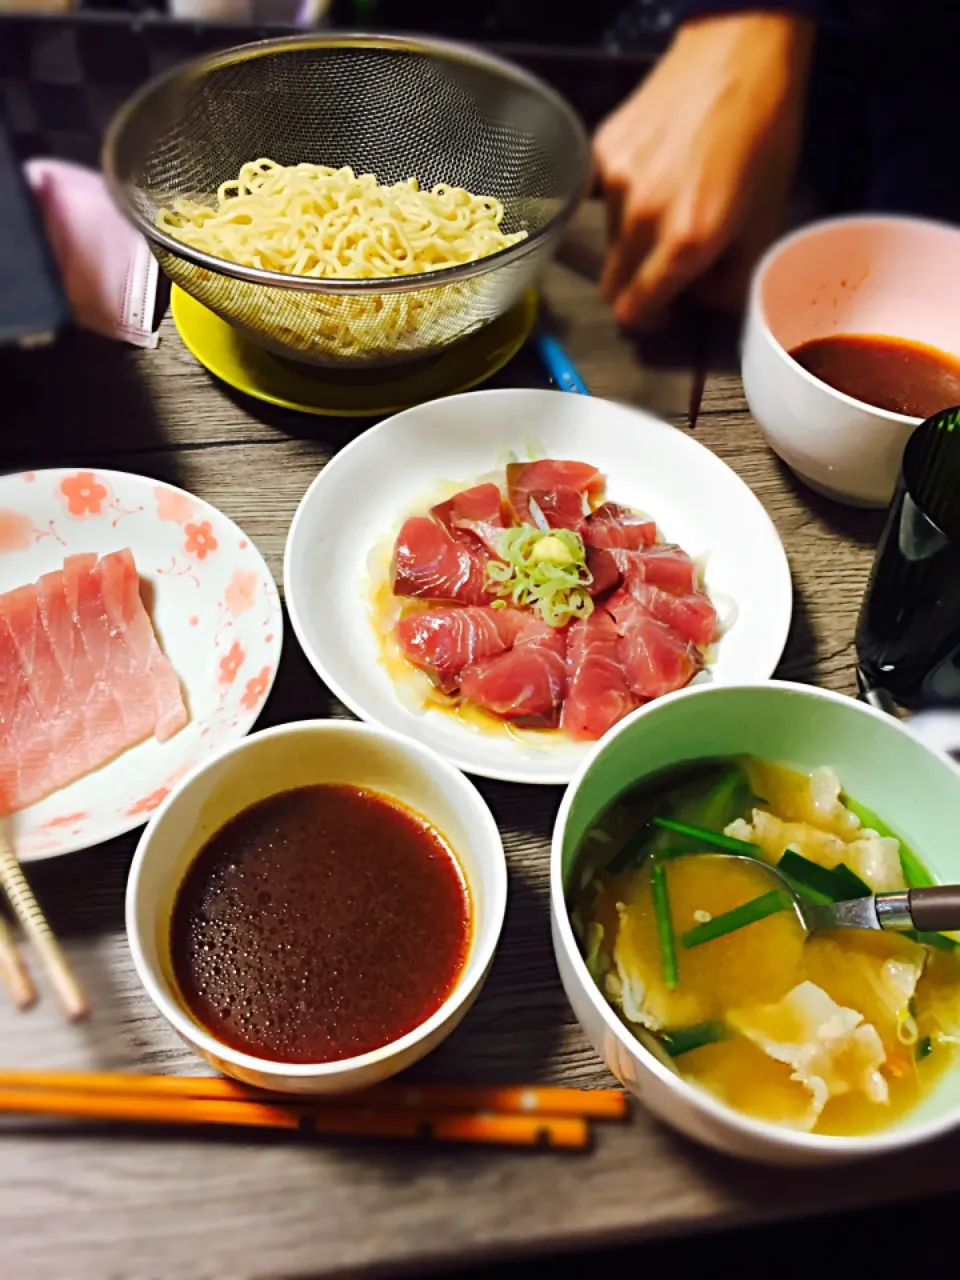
284;389;792;785
0;468;282;858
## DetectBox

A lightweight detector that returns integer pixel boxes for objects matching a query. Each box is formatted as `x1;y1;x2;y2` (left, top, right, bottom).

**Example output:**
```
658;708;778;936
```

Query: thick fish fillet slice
1;581;88;797
563;611;639;740
583;503;657;550
96;549;187;742
392;516;492;606
607;590;703;699
396;606;527;690
430;483;508;556
0;550;188;815
459;618;567;722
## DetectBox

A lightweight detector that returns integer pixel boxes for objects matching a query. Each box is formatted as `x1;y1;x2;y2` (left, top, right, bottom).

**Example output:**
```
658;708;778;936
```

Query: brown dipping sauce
788;333;960;418
169;784;471;1064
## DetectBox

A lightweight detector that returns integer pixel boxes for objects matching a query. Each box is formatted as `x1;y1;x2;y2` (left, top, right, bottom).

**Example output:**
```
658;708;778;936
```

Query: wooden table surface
3;204;953;1280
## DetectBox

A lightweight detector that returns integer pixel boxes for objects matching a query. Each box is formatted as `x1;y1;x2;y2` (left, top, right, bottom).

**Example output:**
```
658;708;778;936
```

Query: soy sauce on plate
169;785;471;1064
788;333;960;418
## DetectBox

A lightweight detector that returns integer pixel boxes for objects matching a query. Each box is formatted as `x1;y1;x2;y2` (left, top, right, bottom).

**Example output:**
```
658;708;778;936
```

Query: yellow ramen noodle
156;160;528;359
156;159;527;278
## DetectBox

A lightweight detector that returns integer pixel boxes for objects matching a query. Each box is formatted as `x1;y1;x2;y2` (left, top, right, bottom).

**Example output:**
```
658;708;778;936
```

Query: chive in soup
570;758;960;1136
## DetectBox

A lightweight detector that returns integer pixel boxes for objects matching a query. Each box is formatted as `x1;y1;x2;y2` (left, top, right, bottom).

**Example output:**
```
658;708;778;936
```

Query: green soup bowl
551;681;960;1165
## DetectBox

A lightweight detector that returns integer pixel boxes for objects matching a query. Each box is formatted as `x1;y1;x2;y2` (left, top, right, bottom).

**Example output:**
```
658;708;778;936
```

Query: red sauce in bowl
169;784;471;1064
788;333;960;418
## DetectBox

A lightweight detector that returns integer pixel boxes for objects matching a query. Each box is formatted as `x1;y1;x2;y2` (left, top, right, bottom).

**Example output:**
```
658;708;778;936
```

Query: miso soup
569;758;960;1136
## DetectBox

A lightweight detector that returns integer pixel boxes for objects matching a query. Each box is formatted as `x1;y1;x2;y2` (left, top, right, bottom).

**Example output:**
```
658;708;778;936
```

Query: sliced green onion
917;1035;933;1060
842;797;956;946
650;859;678;990
778;850;871;902
843;796;934;888
906;929;958;953
607;824;655;876
485;525;594;627
660;1020;728;1057
699;766;766;832
681;889;788;949
650;816;761;858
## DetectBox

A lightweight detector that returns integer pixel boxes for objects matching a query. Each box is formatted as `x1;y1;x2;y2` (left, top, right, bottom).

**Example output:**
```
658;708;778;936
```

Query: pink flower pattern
60;471;107;517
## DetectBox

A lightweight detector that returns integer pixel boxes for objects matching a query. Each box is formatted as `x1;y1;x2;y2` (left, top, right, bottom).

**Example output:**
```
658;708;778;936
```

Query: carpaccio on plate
0;548;188;815
384;458;726;742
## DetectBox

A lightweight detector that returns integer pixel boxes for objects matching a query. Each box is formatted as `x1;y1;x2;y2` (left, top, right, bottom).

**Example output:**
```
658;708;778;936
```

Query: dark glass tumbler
856;405;960;710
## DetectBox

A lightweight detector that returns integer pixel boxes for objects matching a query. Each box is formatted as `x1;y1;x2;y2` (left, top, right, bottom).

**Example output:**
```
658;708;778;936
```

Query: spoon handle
907;886;960;933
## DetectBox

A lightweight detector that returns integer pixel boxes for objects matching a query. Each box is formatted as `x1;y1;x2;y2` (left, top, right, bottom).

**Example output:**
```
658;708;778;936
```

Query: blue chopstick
534;330;590;395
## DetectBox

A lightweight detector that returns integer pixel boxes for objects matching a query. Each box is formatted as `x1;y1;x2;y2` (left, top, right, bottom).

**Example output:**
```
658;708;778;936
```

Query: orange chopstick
0;1088;589;1149
0;1071;627;1120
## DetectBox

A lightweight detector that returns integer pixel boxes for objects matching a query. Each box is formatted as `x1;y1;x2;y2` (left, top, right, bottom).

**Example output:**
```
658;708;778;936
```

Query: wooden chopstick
0;1088;590;1150
0;917;37;1011
0;1071;628;1120
0;830;88;1022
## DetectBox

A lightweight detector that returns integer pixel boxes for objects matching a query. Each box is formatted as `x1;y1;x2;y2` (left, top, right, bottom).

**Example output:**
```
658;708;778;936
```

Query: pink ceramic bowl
742;215;960;507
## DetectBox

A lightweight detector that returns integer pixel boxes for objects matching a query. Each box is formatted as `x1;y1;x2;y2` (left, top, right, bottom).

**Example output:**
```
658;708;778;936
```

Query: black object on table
0;123;70;349
856;405;960;710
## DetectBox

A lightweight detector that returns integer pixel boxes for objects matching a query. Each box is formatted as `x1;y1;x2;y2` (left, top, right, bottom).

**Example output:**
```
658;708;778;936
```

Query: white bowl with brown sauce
551;681;960;1165
742;215;960;507
126;720;507;1093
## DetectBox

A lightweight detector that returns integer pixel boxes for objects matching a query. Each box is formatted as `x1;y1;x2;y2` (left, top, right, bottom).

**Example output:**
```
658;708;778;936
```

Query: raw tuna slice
1;581;88;803
430;483;508;556
392;516;492;606
396;606;528;691
527;488;588;532
459;617;567;722
96;548;187;742
506;460;602;527
607;591;703;699
613;543;699;594
626;579;718;648
563;611;639;740
585;546;621;600
0;549;187;816
583;503;657;550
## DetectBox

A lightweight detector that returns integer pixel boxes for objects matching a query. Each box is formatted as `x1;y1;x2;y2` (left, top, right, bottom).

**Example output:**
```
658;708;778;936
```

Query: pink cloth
24;158;159;349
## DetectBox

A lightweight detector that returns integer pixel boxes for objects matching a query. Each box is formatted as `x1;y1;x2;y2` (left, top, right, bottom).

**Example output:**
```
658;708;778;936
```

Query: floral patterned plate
0;468;282;860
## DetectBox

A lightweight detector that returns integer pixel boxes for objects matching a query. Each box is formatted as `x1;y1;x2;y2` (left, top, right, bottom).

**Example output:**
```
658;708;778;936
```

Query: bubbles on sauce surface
169;784;471;1064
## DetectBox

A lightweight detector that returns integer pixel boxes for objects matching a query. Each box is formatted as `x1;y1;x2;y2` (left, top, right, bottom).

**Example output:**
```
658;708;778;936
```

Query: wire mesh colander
103;34;591;368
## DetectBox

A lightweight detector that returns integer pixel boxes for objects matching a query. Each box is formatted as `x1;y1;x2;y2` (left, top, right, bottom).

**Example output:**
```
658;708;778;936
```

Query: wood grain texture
0;203;916;1280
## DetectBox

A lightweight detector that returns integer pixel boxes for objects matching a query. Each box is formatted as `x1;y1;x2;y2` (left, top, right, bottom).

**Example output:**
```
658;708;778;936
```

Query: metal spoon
697;854;960;936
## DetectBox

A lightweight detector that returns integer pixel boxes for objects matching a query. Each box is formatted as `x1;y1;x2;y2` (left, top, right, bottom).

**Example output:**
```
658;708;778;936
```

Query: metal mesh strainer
102;34;591;368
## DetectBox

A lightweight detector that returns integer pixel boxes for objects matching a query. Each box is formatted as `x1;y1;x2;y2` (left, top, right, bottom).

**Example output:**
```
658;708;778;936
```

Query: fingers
692;199;785;313
612;218;723;329
599;197;657;305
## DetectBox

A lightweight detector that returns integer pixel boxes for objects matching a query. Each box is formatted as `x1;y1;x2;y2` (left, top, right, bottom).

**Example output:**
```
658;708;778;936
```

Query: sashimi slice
612;543;699;594
430;483;508;556
73;552;151;745
0;601;54;816
396;606;528;690
0;550;188;816
585;545;622;599
625;580;718;648
97;549;187;742
0;582;88;796
527;488;588;532
607;591;703;699
563;611;640;740
583;502;657;550
58;553;133;765
506;460;602;526
392;516;492;606
459;617;567;722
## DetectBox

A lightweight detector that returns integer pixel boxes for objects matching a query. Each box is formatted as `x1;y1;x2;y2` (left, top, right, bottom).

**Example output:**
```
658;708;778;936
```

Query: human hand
593;12;815;329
